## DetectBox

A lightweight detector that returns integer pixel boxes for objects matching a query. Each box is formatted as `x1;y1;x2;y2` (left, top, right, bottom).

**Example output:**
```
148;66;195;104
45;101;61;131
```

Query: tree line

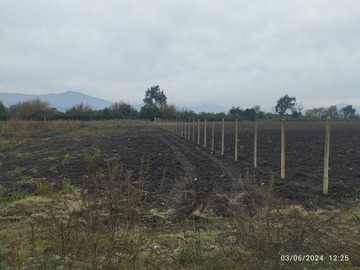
0;87;358;121
273;94;358;119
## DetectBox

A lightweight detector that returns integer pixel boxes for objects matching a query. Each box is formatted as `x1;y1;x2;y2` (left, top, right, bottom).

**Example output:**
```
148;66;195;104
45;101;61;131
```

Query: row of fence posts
154;117;331;195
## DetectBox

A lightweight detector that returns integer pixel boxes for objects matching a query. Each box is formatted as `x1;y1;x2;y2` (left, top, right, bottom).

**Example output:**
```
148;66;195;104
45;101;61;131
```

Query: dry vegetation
1;120;360;269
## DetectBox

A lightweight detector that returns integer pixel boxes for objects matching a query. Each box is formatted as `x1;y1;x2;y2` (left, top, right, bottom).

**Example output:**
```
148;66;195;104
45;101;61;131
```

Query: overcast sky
1;0;360;111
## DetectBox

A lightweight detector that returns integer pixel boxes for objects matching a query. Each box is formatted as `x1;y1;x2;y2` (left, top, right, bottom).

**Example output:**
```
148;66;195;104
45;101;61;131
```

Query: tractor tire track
154;125;243;184
153;125;244;217
153;127;196;182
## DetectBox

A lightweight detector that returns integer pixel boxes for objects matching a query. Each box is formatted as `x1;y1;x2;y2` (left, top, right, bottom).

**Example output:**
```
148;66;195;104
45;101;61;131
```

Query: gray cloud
1;0;360;110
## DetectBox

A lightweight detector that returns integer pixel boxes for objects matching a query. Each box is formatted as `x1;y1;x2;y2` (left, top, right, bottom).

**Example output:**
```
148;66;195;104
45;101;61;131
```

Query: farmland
1;120;360;269
158;120;360;204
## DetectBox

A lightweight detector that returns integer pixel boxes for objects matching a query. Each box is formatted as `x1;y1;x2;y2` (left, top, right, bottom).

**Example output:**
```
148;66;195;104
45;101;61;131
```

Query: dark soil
1;120;359;216
202;120;360;206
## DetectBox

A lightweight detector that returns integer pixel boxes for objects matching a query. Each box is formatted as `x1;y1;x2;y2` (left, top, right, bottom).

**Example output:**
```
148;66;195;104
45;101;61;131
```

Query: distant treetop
143;85;167;107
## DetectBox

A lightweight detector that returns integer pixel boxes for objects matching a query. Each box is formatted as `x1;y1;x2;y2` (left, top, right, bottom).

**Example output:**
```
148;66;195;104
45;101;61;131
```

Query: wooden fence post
254;119;258;169
197;119;200;145
212;120;215;151
177;119;180;135
184;119;187;139
281;119;285;180
221;118;225;155
204;119;207;147
193;118;195;142
188;119;191;139
181;119;184;137
235;118;238;161
323;117;331;195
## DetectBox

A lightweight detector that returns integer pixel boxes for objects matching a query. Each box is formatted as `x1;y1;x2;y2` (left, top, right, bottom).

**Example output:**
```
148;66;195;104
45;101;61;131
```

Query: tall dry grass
0;119;84;135
224;174;360;269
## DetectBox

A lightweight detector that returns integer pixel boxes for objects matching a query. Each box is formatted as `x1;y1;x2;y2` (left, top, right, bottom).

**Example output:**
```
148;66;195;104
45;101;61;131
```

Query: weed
36;156;152;269
84;147;101;176
62;153;72;164
0;119;85;135
7;166;23;176
60;178;79;195
226;175;360;269
19;175;34;184
49;164;58;175
0;185;5;199
174;228;204;267
34;179;54;196
0;185;27;204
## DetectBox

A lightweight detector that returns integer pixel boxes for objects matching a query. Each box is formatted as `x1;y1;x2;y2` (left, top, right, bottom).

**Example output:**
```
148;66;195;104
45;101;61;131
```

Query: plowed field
1;120;360;214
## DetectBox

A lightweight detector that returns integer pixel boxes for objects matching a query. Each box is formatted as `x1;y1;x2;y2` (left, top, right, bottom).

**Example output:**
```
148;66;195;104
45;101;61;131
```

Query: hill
0;91;113;112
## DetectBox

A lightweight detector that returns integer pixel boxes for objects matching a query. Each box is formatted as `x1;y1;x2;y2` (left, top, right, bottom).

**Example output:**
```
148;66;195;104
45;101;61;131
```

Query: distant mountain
0;91;113;112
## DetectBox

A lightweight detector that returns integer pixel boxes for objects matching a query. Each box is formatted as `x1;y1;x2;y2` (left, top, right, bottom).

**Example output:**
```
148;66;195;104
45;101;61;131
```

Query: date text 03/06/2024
280;254;350;262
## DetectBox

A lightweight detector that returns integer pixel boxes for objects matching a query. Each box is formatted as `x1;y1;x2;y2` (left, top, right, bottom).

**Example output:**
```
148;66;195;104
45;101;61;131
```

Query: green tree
341;105;356;118
159;104;178;119
228;107;243;117
140;105;160;120
178;109;196;120
143;85;167;106
275;94;296;116
141;86;168;120
109;101;137;118
243;108;257;121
